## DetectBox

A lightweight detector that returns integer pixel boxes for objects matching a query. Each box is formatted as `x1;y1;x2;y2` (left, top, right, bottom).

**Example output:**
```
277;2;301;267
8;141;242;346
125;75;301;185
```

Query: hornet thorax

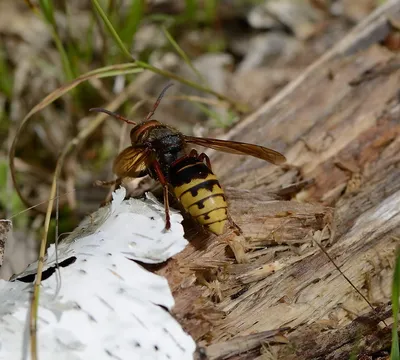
130;120;187;179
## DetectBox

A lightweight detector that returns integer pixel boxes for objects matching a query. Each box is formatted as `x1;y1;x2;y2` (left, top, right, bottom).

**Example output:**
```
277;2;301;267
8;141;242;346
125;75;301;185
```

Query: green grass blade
91;0;133;60
107;0;117;15
27;65;142;117
9;63;142;211
38;0;75;81
0;48;13;97
84;14;96;64
38;0;55;25
184;0;197;22
194;102;224;127
204;0;217;24
135;60;246;112
146;13;176;23
90;0;246;112
52;31;76;81
120;0;144;47
162;26;206;84
391;247;400;360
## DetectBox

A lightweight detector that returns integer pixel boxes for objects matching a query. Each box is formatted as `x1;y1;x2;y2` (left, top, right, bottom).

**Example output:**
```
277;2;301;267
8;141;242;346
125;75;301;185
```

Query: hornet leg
152;160;171;231
228;212;243;235
188;149;198;157
188;149;213;171
94;178;122;207
94;178;121;187
198;153;212;171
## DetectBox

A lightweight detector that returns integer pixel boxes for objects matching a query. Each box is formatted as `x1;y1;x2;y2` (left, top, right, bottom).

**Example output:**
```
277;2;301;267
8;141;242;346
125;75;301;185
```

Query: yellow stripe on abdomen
173;174;228;235
174;174;218;199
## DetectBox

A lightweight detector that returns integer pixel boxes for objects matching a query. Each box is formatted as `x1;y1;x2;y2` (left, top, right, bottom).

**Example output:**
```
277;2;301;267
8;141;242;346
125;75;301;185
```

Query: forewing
185;136;286;165
113;146;151;178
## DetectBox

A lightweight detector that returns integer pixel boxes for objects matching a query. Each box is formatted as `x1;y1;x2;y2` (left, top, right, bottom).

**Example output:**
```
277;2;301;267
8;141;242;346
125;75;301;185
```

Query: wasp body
91;84;285;235
170;153;228;235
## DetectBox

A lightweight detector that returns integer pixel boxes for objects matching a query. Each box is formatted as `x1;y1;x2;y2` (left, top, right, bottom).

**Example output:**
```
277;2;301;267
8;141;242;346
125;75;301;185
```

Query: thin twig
313;226;388;327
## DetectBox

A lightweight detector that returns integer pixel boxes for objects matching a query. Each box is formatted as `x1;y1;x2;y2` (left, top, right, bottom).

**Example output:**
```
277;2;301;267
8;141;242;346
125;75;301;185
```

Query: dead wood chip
225;237;248;264
334;158;360;173
279;303;392;360
205;328;290;360
348;61;400;86
227;67;301;109
275;178;315;198
236;261;283;284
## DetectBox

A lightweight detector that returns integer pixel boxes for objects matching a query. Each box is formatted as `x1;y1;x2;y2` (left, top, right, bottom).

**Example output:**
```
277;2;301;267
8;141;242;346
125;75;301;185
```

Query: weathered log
156;1;400;359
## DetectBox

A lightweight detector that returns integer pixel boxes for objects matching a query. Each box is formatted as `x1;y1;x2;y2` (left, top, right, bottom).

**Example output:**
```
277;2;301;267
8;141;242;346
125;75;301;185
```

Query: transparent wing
113;146;151;178
184;136;286;165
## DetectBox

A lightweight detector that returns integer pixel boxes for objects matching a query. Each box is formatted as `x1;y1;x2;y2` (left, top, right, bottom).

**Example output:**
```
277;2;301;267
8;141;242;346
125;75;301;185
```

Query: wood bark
156;1;400;359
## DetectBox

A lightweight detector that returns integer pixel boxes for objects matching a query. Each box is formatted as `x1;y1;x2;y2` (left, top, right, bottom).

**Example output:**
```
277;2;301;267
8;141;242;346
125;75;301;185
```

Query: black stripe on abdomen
169;157;213;187
179;179;220;199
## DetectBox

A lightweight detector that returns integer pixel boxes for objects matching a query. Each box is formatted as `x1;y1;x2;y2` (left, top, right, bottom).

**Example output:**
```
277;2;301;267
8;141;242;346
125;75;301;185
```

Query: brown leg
188;149;198;157
152;160;171;231
198;153;212;171
189;149;213;170
94;178;120;187
94;178;122;207
228;212;243;235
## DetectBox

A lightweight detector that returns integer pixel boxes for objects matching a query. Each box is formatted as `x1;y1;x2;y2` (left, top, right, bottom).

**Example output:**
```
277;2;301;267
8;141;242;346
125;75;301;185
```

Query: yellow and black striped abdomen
170;157;228;235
